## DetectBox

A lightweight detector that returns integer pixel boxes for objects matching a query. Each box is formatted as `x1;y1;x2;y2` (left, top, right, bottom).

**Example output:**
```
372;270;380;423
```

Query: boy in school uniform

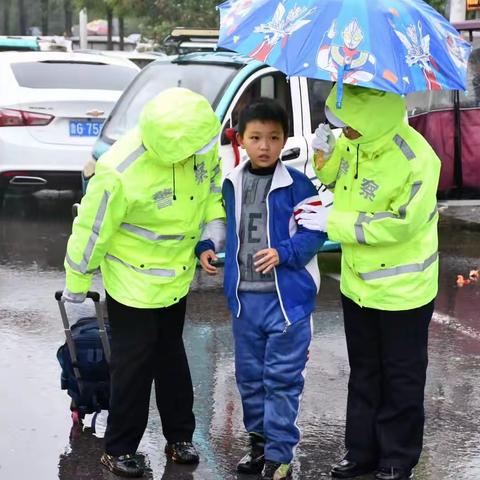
196;98;327;479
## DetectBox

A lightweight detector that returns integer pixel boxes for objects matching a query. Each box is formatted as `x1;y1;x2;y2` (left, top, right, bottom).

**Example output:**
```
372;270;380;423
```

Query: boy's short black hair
237;97;289;137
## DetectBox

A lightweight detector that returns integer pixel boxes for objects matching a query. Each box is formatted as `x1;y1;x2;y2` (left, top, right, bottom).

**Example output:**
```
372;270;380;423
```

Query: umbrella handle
336;64;350;109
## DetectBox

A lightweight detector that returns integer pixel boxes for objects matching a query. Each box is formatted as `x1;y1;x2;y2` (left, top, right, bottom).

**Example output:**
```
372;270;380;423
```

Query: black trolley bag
55;290;111;429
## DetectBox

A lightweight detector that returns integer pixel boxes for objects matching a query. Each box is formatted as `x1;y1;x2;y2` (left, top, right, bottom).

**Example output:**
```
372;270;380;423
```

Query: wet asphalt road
0;190;479;480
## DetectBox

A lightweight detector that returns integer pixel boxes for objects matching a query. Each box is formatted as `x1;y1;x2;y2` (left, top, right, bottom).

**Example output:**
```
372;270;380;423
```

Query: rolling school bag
55;290;111;429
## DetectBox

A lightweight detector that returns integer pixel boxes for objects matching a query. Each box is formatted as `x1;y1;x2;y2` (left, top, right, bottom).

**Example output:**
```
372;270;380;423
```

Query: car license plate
69;120;104;137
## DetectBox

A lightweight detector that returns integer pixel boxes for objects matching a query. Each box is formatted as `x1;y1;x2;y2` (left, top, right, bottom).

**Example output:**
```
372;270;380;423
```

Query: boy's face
237;120;287;169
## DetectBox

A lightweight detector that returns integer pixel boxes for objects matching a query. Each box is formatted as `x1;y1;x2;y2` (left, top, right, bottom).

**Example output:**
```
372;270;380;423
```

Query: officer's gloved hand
61;288;87;303
311;123;336;161
294;203;330;232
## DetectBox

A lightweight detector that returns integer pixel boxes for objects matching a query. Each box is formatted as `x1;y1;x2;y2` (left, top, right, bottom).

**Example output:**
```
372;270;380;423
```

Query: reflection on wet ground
0;193;479;479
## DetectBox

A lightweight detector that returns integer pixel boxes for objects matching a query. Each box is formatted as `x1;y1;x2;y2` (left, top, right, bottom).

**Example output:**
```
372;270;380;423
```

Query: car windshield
102;60;240;142
10;61;137;90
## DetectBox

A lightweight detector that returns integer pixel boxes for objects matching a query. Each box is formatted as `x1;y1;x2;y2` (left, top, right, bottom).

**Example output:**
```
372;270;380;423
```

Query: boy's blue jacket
197;160;326;325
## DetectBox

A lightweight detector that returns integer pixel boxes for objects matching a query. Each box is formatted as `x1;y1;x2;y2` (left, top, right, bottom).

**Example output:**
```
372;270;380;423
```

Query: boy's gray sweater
238;165;276;292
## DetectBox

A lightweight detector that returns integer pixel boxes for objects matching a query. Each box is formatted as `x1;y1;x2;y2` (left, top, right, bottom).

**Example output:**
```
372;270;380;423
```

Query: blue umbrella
217;0;471;107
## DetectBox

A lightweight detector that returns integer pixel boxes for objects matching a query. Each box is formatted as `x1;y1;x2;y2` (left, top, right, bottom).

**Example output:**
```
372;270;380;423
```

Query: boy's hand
254;248;279;274
199;250;218;275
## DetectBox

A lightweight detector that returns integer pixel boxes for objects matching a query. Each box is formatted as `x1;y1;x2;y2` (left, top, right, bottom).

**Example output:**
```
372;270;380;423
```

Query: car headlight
83;157;97;179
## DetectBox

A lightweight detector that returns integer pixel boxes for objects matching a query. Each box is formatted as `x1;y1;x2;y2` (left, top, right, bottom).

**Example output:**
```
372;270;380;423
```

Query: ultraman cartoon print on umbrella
432;16;471;71
388;15;443;90
217;0;471;106
386;5;470;93
222;0;255;36
316;19;376;86
248;2;316;63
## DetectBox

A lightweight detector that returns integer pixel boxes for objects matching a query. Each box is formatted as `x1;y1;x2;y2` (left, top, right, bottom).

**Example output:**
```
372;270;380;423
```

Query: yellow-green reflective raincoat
65;88;224;308
315;85;440;310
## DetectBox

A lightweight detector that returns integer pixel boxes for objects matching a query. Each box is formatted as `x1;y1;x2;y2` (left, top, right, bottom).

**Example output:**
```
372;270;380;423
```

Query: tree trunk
41;0;49;36
3;0;10;35
64;0;72;37
19;0;27;35
119;16;125;51
107;7;113;50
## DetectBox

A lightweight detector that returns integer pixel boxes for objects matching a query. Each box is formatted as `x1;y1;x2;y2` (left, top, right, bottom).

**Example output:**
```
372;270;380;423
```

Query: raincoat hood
139;87;221;166
326;84;406;145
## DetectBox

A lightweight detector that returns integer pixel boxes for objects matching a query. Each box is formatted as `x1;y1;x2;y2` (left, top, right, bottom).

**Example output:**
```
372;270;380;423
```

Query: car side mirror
221;119;233;145
71;203;80;219
281;147;301;161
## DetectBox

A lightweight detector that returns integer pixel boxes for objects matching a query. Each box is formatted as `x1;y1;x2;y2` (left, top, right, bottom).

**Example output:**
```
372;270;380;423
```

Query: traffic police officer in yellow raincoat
295;84;440;480
62;88;225;478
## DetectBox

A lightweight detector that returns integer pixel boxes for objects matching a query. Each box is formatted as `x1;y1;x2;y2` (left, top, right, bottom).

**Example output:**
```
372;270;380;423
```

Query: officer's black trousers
104;293;195;456
341;294;434;471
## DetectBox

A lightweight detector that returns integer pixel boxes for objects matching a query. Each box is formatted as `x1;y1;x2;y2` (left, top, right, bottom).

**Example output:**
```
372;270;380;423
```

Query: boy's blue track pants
233;291;312;464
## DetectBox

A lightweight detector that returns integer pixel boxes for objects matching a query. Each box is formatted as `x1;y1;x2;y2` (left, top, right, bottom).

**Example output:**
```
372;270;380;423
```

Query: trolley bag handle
55;290;111;372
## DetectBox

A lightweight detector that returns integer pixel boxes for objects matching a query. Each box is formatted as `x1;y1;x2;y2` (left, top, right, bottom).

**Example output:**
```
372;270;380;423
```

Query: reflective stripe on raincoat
314;84;440;310
65;88;224;308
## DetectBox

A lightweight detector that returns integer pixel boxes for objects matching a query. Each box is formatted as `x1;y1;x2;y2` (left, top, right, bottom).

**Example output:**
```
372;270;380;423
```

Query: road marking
432;312;480;340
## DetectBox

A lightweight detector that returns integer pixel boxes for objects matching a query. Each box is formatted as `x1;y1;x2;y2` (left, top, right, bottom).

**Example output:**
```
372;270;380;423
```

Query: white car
0;51;140;200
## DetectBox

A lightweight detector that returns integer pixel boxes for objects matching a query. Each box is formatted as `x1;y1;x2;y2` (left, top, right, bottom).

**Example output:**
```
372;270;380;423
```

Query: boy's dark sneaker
237;432;265;474
165;441;199;464
100;452;144;478
261;460;292;480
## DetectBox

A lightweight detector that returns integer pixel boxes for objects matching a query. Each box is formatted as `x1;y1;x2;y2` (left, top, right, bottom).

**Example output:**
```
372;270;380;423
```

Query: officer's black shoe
375;467;413;480
261;460;292;480
330;458;376;478
100;452;144;478
165;441;200;464
237;432;265;474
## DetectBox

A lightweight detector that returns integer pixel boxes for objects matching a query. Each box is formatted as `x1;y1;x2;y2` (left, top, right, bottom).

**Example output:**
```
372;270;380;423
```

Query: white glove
61;288;87;303
294;203;330;232
311;123;336;160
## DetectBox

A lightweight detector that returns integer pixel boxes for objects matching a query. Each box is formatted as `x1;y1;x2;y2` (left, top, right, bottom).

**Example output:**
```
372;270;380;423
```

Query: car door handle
281;147;301;161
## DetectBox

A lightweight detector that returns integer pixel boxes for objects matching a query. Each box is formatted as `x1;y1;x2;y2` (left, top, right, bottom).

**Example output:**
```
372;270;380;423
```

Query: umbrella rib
383;10;407;95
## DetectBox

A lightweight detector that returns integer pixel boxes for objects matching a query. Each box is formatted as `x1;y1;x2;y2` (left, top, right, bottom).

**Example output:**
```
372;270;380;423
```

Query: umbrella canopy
218;0;471;107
